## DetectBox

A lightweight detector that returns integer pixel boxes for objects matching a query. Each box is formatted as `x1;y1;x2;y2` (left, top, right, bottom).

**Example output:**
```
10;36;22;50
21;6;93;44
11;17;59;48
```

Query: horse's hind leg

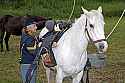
72;70;83;83
0;31;5;52
4;32;10;51
46;67;51;83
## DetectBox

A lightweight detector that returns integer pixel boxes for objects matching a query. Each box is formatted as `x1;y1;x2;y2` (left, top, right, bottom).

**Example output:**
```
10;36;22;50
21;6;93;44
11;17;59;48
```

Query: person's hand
52;42;57;48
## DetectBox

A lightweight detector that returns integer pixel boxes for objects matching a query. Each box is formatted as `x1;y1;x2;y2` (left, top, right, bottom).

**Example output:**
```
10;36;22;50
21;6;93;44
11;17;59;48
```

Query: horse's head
81;6;108;53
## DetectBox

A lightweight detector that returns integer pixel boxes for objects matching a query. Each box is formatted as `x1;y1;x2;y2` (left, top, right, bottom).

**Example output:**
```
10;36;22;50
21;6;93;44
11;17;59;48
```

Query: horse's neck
57;15;88;54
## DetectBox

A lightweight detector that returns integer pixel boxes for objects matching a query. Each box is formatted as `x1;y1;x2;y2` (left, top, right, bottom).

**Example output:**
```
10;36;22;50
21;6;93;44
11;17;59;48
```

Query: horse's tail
0;15;11;41
0;20;5;51
0;15;13;51
0;16;6;39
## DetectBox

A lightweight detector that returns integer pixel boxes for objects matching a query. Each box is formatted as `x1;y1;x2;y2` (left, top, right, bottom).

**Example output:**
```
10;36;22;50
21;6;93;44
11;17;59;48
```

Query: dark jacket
20;32;37;64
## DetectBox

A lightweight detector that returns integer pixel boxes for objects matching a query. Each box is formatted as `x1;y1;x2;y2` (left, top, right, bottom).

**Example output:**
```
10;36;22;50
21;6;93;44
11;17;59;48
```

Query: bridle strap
85;28;93;43
85;18;94;43
85;18;106;43
93;39;106;43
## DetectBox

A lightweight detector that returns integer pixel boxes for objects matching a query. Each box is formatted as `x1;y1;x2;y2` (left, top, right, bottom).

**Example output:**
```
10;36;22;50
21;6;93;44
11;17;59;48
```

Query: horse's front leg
72;70;83;83
56;67;64;83
4;32;10;51
45;67;55;83
45;67;51;83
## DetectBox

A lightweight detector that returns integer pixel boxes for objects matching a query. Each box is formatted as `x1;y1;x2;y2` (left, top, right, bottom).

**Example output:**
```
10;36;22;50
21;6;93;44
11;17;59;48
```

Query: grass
0;0;125;17
0;0;125;83
0;17;125;83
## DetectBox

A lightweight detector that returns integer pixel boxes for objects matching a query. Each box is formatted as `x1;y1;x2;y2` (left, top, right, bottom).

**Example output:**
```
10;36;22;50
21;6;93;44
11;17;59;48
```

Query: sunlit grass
0;0;125;82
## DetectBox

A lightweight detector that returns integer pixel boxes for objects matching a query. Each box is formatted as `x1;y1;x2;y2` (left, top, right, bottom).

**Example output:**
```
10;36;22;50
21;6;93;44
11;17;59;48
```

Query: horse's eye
89;24;94;28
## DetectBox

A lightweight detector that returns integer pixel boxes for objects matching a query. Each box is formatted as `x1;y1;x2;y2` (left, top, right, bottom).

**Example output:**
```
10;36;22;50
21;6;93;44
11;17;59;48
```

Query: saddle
40;21;72;68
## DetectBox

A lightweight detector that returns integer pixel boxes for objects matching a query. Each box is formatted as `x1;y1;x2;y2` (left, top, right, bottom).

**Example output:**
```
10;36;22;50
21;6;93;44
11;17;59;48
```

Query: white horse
39;6;108;83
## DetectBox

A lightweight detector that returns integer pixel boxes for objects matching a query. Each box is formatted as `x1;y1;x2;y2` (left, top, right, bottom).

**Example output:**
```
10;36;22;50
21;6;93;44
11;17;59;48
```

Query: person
20;19;38;83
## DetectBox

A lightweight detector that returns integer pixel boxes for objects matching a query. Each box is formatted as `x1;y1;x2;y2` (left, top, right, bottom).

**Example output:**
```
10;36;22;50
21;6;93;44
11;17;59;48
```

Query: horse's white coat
53;15;88;76
39;6;108;83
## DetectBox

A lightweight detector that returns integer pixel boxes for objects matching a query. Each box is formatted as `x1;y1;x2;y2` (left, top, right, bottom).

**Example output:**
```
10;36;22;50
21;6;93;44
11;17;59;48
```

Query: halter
85;17;106;43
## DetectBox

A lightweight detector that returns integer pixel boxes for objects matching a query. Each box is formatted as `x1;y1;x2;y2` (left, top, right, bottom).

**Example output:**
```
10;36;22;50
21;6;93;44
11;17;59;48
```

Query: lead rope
68;0;76;22
106;9;125;40
62;0;77;34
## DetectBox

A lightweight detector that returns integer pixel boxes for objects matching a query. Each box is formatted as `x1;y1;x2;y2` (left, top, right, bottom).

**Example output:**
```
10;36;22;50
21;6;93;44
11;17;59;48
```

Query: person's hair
22;27;29;34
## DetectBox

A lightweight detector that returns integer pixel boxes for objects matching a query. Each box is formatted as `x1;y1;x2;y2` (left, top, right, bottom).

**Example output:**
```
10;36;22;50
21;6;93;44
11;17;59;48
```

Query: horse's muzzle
95;41;108;53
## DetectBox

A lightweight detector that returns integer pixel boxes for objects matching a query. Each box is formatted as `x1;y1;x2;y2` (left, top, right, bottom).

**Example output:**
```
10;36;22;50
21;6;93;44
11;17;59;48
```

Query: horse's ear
81;6;88;14
98;6;102;13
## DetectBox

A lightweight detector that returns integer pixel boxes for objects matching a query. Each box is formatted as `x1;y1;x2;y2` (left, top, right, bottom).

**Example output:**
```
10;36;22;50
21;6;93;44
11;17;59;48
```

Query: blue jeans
20;64;37;83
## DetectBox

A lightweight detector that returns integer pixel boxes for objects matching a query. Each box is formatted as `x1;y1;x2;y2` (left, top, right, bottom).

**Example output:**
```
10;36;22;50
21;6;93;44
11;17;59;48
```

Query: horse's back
4;16;24;35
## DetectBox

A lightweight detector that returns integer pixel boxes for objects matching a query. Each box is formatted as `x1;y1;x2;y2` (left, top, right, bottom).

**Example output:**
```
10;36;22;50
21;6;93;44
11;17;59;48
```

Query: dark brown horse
0;15;48;52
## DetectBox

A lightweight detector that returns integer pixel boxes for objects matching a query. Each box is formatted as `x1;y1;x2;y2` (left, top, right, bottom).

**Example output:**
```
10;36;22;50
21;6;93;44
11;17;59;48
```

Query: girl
20;19;38;83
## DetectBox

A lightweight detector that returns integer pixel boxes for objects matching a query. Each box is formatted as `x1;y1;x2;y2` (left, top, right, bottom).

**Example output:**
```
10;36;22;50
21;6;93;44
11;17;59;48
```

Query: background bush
0;0;125;19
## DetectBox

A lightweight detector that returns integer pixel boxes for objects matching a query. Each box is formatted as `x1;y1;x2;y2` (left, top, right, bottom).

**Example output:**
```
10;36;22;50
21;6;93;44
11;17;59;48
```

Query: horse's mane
71;14;86;30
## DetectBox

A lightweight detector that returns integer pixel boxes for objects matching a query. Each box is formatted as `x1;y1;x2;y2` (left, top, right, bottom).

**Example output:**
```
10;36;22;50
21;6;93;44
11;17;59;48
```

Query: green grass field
0;0;125;17
0;0;125;83
0;17;125;83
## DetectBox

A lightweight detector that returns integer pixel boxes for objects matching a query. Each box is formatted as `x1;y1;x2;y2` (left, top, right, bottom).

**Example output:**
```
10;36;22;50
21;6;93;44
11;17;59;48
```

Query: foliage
0;0;125;18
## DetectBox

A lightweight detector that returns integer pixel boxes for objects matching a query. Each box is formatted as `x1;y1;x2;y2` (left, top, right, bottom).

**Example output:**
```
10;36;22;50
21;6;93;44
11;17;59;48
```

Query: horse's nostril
99;45;104;49
89;24;94;28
